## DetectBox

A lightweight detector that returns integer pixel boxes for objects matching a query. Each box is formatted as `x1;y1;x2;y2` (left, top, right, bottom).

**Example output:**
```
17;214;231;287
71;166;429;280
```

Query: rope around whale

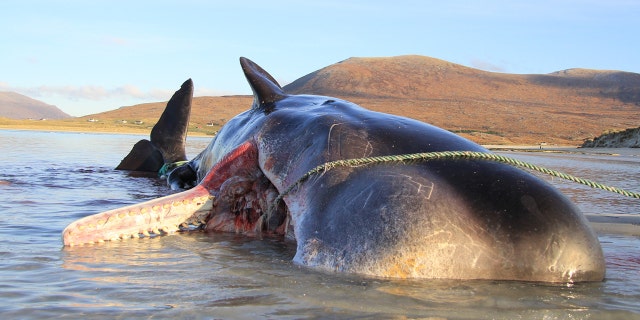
274;151;640;207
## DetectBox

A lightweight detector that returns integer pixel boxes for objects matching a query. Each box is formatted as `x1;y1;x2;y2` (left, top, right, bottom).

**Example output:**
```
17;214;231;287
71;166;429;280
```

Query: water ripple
0;130;639;318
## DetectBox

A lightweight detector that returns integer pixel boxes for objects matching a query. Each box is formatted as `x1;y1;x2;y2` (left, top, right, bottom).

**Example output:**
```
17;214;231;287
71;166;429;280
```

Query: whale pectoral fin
240;57;287;109
115;79;193;172
150;79;193;164
115;139;164;172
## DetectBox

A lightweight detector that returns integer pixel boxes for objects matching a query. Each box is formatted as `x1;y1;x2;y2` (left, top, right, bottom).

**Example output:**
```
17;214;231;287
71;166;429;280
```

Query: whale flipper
116;79;193;172
150;78;193;164
115;139;164;172
240;57;287;109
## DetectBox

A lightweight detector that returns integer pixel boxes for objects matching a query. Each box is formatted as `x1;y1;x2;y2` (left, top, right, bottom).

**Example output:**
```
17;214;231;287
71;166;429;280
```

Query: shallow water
0;130;639;319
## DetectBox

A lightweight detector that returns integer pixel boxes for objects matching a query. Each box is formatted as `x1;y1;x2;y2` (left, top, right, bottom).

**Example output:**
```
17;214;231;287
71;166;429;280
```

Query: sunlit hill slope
21;55;640;145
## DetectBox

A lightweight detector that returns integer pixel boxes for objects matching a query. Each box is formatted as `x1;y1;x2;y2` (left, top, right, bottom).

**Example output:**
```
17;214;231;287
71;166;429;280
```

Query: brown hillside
43;55;639;145
284;56;640;145
0;91;71;119
73;96;253;136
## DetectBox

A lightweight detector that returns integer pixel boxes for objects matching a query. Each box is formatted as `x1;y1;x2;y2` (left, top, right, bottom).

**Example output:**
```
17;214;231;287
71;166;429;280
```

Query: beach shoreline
0;123;212;137
4;124;634;154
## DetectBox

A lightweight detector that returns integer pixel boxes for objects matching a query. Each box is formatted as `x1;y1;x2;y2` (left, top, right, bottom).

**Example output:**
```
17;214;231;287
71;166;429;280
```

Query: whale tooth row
64;195;215;246
66;224;182;246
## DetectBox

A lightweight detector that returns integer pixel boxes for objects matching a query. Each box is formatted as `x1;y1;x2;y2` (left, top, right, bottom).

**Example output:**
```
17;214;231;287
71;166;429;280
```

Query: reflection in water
1;130;639;318
56;232;635;319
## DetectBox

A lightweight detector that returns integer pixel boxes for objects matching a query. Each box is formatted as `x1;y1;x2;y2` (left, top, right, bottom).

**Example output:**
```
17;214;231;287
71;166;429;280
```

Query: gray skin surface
173;58;604;282
66;57;604;282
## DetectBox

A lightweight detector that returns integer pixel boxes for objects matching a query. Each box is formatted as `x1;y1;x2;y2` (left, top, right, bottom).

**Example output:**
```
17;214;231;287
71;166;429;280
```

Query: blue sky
1;0;639;116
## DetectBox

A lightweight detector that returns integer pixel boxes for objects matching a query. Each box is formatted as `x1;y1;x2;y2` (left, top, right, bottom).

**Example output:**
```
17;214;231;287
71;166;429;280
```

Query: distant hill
79;55;640;145
80;95;253;136
283;55;640;145
285;56;640;103
0;92;71;119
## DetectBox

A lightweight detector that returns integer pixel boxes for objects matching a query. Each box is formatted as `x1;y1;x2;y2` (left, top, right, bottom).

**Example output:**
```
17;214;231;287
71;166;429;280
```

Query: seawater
0;130;639;319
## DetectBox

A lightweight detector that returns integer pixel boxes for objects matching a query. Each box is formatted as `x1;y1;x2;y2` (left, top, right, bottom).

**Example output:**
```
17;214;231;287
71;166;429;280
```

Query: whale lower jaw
62;185;213;246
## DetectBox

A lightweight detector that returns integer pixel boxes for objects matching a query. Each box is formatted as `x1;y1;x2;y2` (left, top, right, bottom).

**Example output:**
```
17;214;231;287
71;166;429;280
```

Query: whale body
63;57;605;282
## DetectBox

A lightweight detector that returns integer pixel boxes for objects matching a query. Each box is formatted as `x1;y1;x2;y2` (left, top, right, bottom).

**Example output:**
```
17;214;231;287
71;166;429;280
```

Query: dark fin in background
150;78;193;164
115;79;193;171
115;139;164;171
240;57;287;110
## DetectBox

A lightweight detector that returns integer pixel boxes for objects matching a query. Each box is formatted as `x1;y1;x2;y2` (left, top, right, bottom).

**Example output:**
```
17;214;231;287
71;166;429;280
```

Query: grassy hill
2;55;639;145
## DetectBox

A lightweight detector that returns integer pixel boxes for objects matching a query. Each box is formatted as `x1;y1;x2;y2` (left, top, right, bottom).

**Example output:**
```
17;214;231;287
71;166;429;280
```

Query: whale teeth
65;192;215;245
163;225;179;233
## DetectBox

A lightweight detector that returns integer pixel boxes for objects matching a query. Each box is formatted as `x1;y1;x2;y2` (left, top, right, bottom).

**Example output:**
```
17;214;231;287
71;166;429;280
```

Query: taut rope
275;151;640;205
